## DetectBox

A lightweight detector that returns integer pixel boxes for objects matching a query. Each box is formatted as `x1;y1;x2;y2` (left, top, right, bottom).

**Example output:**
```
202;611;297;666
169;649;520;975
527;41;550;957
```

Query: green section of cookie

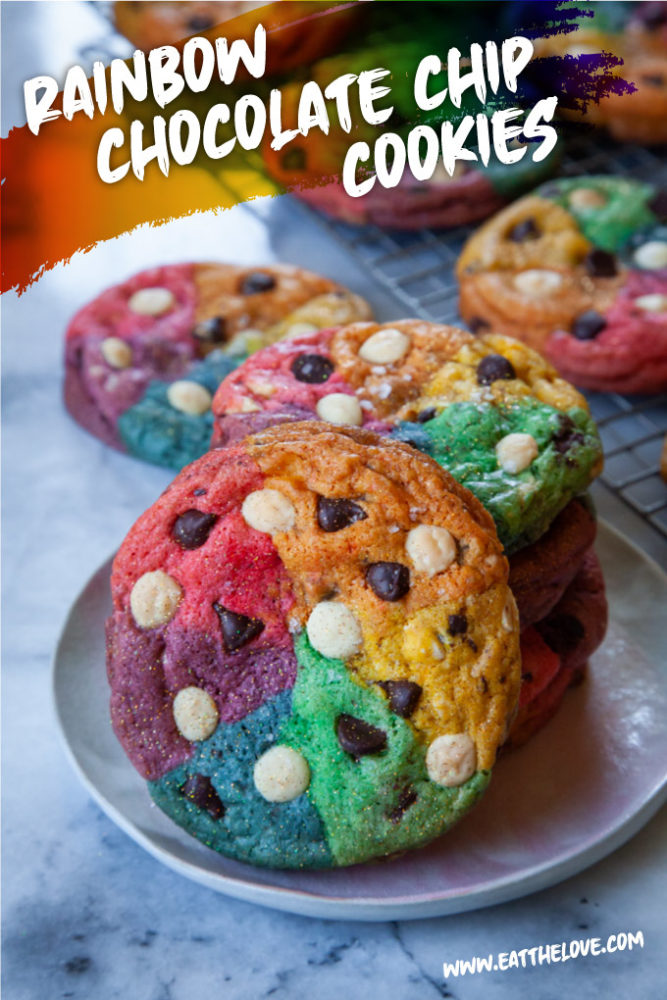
538;177;657;253
149;689;333;870
280;633;490;868
393;400;601;553
118;350;239;470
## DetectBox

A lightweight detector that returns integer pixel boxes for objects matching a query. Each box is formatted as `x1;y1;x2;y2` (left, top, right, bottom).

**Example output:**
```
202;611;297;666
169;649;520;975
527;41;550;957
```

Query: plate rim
51;520;667;921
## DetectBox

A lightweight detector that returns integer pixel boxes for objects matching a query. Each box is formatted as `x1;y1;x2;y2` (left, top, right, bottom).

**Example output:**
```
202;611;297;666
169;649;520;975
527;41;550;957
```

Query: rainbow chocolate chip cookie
457;176;667;394
63;262;370;470
106;423;521;868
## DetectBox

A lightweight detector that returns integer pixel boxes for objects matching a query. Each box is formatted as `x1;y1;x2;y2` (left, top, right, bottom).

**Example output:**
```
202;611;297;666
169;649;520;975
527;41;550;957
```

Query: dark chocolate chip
281;147;307;171
213;604;264;651
584;248;618;278
387;786;418;824
476;354;516;385
179;774;225;820
448;613;468;635
317;496;367;532
537;613;585;656
508;217;540;242
648;190;667;221
571;310;607;340
192;316;226;343
416;407;437;423
643;74;665;86
552;414;584;457
336;714;387;759
172;509;217;549
290;354;334;384
468;315;490;334
193;488;207;496
377;680;422;718
240;272;276;295
366;562;410;602
187;15;215;31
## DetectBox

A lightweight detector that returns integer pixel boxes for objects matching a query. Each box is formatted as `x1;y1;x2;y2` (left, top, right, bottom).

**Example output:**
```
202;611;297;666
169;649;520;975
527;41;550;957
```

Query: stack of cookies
209;320;608;752
101;315;608;868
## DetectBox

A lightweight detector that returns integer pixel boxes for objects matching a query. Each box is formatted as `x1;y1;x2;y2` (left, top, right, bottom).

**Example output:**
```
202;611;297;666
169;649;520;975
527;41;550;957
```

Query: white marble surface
3;3;667;998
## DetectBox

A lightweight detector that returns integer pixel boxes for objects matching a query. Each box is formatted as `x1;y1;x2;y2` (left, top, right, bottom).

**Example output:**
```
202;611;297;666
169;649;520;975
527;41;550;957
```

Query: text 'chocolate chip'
336;714;387;759
240;272;276;295
180;774;225;819
476;354;516;385
291;354;334;383
172;509;218;549
366;562;410;601
571;310;607;340
213;604;265;651
317;496;367;532
377;680;422;718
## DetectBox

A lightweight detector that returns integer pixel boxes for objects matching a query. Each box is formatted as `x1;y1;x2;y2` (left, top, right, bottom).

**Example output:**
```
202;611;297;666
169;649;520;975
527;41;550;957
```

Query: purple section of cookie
64;265;198;449
162;629;298;725
106;611;192;781
212;405;315;447
106;609;298;781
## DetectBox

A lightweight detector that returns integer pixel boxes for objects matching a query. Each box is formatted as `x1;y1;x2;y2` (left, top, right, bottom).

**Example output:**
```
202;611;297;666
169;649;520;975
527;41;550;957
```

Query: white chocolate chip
242;488;296;534
633;241;667;270
634;293;667;312
431;638;446;660
405;525;457;577
228;396;261;414
253;745;310;802
565;43;599;57
285;322;319;339
166;381;212;415
567;187;607;210
306;602;362;659
426;733;476;787
359;327;410;364
245;378;276;398
495;433;539;474
101;336;132;369
127;286;175;316
130;570;182;628
502;596;518;632
316;393;363;426
513;269;564;297
173;686;219;742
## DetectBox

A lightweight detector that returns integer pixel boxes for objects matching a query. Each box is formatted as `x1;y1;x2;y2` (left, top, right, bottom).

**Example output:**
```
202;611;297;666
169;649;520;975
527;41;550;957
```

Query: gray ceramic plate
53;522;667;921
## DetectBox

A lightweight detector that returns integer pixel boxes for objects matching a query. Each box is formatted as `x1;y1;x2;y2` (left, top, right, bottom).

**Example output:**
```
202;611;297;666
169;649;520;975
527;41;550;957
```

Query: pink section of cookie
211;329;357;444
107;444;299;778
546;270;667;394
64;265;198;440
295;171;504;230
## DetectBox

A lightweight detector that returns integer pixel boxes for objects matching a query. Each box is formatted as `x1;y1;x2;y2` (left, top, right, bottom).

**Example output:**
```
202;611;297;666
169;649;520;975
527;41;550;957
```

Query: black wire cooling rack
78;6;667;553
293;130;667;547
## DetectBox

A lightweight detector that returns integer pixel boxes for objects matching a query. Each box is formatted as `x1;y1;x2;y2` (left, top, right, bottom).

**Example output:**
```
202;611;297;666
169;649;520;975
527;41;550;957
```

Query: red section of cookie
505;549;608;750
509;499;597;628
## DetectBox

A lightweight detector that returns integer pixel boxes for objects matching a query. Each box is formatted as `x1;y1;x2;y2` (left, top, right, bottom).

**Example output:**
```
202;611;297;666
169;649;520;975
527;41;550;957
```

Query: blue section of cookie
118;351;240;471
148;689;333;869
